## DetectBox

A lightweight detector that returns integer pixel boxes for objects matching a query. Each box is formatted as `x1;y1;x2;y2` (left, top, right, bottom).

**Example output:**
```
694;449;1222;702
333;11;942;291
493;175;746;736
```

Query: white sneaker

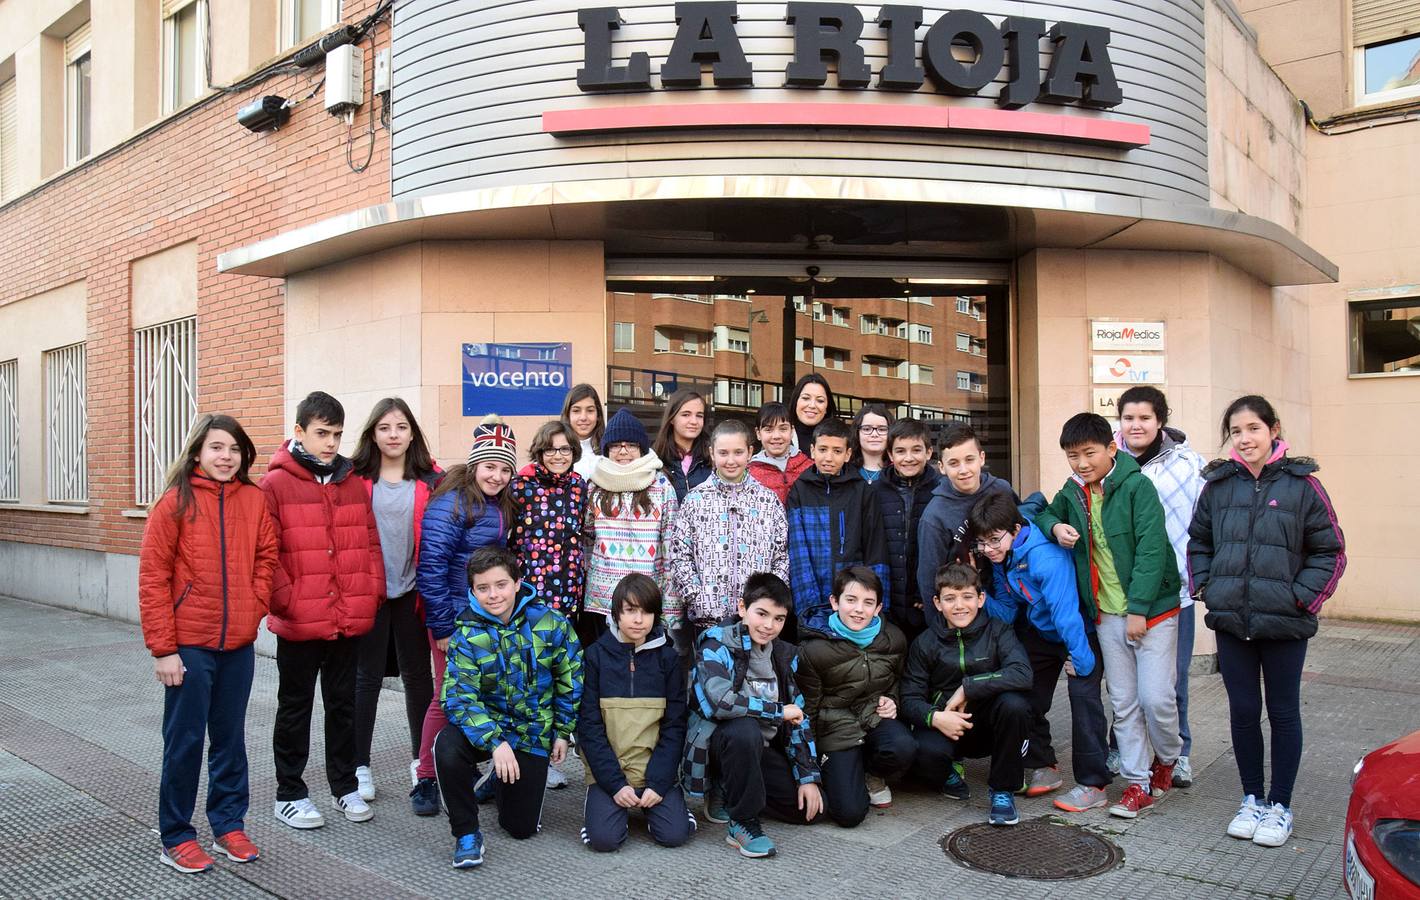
410;758;420;787
1252;803;1294;847
274;797;325;829
1227;794;1267;839
332;790;375;822
545;765;568;790
355;765;376;801
866;774;892;809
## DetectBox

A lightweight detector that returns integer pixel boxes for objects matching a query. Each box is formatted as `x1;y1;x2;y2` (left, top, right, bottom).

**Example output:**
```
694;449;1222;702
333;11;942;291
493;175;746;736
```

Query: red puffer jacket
748;451;814;505
138;476;280;657
261;441;385;641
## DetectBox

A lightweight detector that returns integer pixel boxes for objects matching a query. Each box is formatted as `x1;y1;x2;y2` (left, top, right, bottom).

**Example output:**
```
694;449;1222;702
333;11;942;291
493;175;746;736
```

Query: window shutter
65;20;91;63
0;78;16;203
1354;0;1420;46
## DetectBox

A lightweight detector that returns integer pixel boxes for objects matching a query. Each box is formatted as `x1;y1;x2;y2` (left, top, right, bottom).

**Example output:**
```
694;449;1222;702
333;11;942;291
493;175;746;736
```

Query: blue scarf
828;612;881;649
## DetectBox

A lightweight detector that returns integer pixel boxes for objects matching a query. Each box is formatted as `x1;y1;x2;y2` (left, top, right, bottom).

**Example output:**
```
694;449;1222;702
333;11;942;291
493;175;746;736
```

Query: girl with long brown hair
652;388;711;501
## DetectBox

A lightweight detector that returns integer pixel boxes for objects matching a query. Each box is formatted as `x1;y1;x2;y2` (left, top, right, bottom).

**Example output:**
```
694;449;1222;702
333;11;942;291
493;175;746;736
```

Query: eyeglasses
974;532;1012;553
607;442;641;453
543;447;574;457
859;426;888;436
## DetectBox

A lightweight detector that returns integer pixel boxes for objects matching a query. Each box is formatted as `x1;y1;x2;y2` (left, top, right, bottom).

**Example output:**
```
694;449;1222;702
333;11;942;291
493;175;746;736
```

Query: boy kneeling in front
578;573;695;852
434;547;582;869
684;574;824;858
902;564;1034;826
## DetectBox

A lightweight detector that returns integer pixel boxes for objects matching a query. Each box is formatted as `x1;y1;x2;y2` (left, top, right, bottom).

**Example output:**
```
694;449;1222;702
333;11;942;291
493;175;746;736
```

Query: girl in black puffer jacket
1187;395;1345;850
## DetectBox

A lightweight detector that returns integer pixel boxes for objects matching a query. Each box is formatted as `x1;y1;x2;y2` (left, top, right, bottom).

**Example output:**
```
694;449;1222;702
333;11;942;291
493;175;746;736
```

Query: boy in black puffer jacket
901;564;1034;827
874;418;942;643
577;574;694;853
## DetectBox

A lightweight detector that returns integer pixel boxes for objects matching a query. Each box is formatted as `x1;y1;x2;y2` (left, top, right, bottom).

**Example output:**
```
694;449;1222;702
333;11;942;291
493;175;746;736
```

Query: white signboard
1092;353;1166;385
1093;387;1127;418
1091;320;1166;352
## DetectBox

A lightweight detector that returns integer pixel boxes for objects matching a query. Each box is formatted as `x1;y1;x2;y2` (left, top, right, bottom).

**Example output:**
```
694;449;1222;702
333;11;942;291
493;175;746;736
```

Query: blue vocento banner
461;342;572;416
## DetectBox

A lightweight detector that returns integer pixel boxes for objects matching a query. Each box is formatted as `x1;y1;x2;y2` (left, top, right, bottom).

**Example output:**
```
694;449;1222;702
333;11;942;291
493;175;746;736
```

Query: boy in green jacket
1036;413;1181;820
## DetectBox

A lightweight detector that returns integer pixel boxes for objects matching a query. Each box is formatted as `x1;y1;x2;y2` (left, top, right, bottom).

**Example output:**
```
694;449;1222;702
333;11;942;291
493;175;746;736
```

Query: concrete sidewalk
1;595;1415;899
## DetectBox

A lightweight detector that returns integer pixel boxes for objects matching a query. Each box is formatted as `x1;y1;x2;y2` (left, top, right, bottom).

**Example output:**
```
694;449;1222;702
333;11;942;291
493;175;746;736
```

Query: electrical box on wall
373;48;391;97
325;44;364;115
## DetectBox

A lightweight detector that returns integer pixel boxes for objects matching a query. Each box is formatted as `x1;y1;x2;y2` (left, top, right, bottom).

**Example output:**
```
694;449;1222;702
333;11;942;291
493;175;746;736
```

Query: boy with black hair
578;573;694;852
970;491;1112;810
916;423;1016;629
786;419;890;634
683;573;823;859
263;391;385;830
797;566;914;825
901;564;1033;827
1036;412;1181;820
875;418;942;641
434;547;582;868
747;402;814;505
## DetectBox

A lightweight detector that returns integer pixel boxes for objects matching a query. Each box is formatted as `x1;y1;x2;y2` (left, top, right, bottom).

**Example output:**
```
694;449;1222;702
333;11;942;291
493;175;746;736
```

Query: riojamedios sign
576;1;1123;109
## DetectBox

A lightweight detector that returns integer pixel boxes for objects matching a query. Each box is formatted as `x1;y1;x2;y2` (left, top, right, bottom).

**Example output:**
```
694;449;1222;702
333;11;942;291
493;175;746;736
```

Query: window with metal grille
135;317;198;506
0;358;17;501
44;343;87;503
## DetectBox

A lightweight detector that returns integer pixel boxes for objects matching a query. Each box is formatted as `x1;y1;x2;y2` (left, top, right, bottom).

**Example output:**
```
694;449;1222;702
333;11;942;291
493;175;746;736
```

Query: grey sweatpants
1098;613;1183;788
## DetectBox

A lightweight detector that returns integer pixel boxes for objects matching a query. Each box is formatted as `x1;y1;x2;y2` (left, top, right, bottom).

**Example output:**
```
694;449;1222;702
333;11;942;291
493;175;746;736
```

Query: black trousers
911;690;1033;792
710;717;815;825
274;635;360;801
819;718;916;828
1019;626;1112;789
433;724;549;839
354;591;434;766
582;782;695;852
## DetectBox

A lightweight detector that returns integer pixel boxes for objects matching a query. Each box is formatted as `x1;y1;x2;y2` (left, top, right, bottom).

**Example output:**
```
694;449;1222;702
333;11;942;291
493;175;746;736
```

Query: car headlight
1373;819;1420;887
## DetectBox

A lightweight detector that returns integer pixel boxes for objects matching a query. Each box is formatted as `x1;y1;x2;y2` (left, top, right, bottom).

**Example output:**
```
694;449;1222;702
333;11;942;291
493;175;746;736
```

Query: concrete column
209;0;278;87
92;0;159;148
15;34;64;183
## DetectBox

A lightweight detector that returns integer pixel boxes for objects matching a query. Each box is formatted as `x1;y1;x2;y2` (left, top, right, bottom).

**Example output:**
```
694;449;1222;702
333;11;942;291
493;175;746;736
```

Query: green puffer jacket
796;621;909;753
1034;451;1180;625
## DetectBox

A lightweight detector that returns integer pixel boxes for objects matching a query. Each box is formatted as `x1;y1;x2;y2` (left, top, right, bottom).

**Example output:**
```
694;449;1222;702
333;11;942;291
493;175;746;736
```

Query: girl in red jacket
139;414;279;874
350;398;442;815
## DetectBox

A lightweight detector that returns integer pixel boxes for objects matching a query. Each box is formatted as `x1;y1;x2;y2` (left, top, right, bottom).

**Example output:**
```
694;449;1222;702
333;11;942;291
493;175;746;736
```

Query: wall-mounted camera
237;96;290;133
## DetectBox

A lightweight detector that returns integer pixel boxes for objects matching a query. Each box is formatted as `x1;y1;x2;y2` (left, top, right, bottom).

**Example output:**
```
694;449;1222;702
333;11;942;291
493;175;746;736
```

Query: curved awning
216;175;1336;286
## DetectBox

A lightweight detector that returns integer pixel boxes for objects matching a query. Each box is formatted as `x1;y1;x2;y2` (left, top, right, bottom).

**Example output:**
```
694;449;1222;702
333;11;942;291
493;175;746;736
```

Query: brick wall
0;0;391;558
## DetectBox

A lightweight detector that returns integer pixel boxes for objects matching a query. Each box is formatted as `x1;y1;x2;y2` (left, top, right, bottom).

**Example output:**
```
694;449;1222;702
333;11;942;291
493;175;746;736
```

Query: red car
1346;729;1420;900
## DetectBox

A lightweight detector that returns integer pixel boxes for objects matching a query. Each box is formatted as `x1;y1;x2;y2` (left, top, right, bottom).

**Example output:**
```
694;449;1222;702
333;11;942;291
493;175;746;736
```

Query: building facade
0;0;1414;637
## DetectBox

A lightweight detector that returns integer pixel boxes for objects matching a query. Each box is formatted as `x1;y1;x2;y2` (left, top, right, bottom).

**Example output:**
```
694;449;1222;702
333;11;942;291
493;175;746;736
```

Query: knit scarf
828;612;881;649
591;451;664;494
290;440;338;478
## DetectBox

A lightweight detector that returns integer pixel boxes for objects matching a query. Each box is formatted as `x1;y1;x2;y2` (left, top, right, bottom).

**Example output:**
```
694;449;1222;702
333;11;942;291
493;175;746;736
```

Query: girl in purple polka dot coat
510;421;588;621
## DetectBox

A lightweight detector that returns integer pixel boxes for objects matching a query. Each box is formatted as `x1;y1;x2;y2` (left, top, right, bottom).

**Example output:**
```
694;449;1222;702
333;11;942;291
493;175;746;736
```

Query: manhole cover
941;817;1125;880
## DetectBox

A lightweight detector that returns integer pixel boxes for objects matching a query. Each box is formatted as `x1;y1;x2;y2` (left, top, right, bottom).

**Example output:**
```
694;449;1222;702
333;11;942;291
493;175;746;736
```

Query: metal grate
942;818;1125;880
0;358;17;500
44;343;87;503
134;317;198;506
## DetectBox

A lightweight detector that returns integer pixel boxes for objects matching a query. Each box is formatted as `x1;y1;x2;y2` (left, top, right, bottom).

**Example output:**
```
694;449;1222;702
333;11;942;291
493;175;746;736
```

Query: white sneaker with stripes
274;797;325;829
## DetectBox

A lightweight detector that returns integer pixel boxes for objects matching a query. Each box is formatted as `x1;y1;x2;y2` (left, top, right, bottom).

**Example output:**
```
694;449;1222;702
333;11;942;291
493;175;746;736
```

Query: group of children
138;380;1345;874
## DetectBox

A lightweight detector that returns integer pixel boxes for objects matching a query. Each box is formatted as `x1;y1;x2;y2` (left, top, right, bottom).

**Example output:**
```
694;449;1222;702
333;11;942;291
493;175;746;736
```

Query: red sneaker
160;839;214;873
1149;759;1175;798
212;830;261;863
1109;784;1155;819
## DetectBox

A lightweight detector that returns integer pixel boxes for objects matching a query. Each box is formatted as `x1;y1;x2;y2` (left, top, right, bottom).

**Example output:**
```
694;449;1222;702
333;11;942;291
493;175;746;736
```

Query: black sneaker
943;763;971;801
410;778;441;816
474;767;499;804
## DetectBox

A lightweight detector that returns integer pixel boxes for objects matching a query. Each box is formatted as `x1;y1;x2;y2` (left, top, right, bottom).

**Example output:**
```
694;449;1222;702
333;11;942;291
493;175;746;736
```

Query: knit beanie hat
601;408;650;455
467;413;517;470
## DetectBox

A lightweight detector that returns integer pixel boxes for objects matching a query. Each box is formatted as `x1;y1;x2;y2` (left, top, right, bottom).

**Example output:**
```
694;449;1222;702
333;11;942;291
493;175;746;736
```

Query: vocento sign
462;343;572;417
542;1;1151;149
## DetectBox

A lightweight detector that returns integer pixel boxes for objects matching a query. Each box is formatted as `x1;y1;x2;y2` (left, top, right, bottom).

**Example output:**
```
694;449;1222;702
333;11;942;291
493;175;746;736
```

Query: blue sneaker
703;785;729;824
474;768;498;804
452;831;484;868
943;763;971;801
989;791;1020;826
410;778;440;816
726;819;775;858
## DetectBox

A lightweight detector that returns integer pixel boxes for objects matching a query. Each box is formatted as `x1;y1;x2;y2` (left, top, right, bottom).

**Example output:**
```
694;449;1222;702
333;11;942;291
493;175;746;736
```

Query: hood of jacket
1203;441;1317;483
462;581;539;627
795;464;864;490
883;463;942;493
1114;425;1191;464
750;448;805;473
929;469;1005;513
1067;448;1144;494
268;439;354;484
605;620;670;654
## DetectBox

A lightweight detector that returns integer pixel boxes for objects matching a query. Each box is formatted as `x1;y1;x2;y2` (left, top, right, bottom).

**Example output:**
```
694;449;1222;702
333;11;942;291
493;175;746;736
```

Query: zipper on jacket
629;652;636;694
174;581;193;610
1241;475;1264;640
218;482;230;650
956;629;967;678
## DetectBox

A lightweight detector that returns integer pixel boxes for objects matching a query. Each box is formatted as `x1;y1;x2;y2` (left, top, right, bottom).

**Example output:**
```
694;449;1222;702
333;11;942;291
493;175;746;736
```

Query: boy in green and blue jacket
1035;413;1181;820
434;547;582;869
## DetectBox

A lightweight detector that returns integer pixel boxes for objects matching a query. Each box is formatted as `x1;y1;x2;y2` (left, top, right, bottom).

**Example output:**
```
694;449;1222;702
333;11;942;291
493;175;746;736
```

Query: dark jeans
433;724;548;838
911;690;1033;792
582;782;695;851
1215;630;1308;807
1019;626;1111;789
159;645;255;847
274;635;359;802
819;719;916;828
709;717;815;825
354;591;434;766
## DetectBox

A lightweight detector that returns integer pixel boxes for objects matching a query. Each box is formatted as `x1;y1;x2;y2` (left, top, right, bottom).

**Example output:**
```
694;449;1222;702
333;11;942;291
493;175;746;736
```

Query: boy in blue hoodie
433;548;582;869
915;423;1016;629
577;573;694;852
969;492;1111;811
